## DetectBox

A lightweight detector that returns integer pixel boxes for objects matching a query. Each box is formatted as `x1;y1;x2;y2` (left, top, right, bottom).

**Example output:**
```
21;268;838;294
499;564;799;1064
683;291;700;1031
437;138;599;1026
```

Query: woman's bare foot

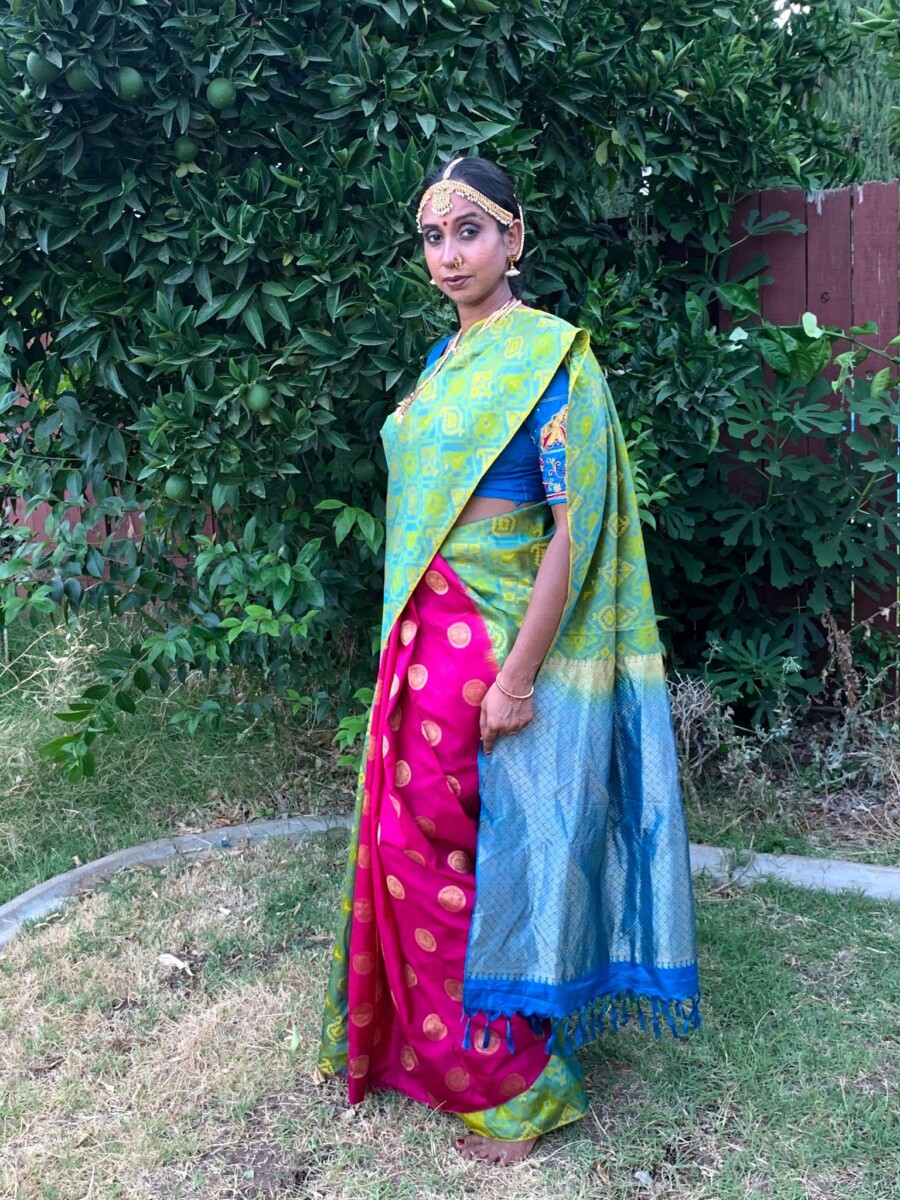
455;1132;538;1165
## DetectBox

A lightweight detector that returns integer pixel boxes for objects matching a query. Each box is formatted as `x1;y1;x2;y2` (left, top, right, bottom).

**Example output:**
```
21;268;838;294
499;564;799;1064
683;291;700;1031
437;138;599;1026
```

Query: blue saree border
462;964;702;1053
463;960;700;1018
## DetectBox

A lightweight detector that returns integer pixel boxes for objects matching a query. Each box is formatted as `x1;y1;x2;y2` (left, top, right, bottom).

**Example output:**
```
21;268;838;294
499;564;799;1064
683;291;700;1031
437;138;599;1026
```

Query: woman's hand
479;681;534;754
477;506;568;755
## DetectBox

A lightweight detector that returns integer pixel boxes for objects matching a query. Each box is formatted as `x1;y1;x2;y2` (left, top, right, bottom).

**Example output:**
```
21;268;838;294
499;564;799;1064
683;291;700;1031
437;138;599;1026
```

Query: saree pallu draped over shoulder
318;305;700;1126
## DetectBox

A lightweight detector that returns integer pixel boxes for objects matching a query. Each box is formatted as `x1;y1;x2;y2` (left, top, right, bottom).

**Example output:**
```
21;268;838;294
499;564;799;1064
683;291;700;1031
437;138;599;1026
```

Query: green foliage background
821;0;900;180
0;0;897;774
851;0;900;149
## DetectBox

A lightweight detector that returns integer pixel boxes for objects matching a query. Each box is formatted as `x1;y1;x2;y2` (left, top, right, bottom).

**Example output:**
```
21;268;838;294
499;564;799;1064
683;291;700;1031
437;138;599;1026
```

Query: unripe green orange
206;78;236;110
174;135;199;162
246;384;271;413
26;52;60;85
65;64;96;92
164;474;191;502
117;67;145;101
352;460;377;483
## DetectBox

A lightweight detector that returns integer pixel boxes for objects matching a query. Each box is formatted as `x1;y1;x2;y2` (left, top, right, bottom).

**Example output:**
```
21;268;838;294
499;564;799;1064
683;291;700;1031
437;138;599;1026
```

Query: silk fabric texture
318;305;700;1131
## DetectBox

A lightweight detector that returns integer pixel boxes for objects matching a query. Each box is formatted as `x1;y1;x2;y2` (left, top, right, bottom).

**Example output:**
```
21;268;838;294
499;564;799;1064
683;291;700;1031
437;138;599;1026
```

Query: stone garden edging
3;819;900;951
0;815;350;951
689;843;900;904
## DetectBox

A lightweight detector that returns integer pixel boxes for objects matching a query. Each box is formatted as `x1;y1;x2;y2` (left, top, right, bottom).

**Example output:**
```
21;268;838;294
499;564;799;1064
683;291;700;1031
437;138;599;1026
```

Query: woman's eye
424;226;478;245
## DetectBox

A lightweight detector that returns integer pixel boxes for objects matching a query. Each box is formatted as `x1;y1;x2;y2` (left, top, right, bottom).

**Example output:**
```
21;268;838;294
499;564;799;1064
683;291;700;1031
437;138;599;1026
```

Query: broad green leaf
242;304;266;347
219;285;256;321
870;366;893;396
801;312;823;339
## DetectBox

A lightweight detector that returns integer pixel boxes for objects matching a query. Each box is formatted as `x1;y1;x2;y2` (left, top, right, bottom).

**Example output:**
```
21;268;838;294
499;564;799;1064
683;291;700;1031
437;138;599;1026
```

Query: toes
455;1134;484;1161
456;1132;537;1166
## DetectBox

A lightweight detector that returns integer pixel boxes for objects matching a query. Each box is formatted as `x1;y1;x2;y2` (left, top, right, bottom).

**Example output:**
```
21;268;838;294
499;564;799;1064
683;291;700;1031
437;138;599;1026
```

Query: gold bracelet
495;675;534;701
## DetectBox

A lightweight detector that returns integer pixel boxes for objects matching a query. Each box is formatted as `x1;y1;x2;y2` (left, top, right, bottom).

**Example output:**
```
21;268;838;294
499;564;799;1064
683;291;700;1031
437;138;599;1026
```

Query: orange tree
0;0;875;775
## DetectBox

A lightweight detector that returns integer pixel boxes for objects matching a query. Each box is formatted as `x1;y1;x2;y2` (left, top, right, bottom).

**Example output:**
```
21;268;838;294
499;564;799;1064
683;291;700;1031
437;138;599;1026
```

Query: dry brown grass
669;668;900;866
2;833;897;1200
1;838;612;1200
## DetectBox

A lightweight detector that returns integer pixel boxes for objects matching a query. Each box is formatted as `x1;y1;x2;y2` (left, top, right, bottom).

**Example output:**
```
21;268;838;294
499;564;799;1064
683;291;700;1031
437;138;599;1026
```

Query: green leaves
716;282;760;316
218;286;257;321
870;365;893;396
316;500;385;553
0;0;883;767
703;629;820;724
743;320;835;385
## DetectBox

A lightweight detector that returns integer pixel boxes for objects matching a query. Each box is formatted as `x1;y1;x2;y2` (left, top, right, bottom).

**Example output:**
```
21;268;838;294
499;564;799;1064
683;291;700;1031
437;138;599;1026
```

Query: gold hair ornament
417;157;525;269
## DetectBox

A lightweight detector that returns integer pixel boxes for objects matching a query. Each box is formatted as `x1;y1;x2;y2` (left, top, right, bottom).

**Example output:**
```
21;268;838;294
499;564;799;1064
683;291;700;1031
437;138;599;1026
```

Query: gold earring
505;255;521;277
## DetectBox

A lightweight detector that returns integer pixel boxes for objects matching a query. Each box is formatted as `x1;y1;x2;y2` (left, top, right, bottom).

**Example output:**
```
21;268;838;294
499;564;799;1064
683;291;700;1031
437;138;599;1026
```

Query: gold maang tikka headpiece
415;157;525;273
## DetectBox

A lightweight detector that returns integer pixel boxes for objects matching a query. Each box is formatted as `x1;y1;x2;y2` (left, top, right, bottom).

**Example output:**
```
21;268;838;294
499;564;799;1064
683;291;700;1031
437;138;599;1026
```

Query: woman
317;155;700;1166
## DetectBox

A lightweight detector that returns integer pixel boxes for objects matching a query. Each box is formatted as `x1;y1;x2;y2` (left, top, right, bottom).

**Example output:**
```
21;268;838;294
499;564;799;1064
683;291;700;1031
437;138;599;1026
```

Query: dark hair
415;155;525;298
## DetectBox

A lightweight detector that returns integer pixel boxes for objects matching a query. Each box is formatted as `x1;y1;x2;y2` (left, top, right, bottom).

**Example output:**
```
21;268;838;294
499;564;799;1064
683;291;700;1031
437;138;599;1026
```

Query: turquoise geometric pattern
380;305;662;662
381;307;580;647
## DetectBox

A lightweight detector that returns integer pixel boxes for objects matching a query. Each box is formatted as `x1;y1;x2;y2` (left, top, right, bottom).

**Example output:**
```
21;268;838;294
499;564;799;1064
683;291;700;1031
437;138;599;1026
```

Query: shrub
0;0;874;774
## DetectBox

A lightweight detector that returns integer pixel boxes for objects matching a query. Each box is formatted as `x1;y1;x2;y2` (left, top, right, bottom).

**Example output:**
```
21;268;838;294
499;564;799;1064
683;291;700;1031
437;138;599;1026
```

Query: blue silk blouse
425;334;568;506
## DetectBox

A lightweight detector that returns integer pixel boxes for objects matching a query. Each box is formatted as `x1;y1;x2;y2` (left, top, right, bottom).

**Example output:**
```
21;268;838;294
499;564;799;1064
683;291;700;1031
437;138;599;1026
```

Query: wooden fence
718;179;900;638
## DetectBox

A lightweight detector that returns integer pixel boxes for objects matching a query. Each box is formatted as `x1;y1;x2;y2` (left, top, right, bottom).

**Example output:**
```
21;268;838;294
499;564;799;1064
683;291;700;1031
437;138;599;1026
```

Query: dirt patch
191;1091;334;1197
196;1140;309;1198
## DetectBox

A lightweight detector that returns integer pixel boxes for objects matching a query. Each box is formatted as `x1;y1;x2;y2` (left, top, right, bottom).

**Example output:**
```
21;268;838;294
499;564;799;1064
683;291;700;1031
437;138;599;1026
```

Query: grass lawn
0;615;356;906
684;780;900;870
2;830;898;1199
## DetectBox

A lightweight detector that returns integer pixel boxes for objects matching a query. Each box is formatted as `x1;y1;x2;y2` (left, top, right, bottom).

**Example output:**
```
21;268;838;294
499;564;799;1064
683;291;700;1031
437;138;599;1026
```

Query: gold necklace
396;296;522;422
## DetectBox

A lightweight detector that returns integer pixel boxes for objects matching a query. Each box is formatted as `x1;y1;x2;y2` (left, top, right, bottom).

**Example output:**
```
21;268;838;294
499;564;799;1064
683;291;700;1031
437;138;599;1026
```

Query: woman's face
420;195;521;306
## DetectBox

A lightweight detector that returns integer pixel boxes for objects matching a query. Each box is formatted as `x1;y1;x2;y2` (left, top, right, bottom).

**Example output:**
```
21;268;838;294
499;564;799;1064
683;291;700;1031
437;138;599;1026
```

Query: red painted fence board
804;187;852;462
850;180;900;636
720;179;900;640
760;187;809;329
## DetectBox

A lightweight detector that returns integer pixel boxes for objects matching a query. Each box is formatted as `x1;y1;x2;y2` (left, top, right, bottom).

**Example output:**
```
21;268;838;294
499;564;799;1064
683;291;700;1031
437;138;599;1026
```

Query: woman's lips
444;275;470;288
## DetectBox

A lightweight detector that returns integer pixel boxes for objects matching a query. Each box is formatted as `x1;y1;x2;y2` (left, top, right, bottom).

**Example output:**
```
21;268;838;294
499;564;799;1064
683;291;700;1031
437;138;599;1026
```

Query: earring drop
505;255;521;277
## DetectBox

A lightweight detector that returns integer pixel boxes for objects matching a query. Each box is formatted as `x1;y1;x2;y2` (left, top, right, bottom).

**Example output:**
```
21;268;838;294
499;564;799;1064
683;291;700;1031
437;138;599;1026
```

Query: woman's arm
479;502;570;753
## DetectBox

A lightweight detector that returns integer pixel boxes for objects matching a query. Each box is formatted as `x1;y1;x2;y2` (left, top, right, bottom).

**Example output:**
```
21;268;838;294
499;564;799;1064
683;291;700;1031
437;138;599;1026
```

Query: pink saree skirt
342;553;553;1112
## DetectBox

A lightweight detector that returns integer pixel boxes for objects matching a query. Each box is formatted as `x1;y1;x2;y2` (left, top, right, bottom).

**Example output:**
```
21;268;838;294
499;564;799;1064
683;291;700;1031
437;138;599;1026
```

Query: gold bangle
495;675;534;701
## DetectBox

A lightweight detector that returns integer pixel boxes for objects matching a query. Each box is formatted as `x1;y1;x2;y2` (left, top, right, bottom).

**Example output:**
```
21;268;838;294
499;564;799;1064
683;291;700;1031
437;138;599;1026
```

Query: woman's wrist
496;663;536;695
495;674;534;701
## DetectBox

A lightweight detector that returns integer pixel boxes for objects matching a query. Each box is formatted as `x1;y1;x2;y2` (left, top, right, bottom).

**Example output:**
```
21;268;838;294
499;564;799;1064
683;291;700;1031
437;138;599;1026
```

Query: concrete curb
0;815;351;952
689;843;900;903
2;819;900;952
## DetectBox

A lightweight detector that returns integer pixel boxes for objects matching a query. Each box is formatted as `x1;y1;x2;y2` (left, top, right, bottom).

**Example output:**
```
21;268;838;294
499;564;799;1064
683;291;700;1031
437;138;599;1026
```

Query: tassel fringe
473;991;702;1057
